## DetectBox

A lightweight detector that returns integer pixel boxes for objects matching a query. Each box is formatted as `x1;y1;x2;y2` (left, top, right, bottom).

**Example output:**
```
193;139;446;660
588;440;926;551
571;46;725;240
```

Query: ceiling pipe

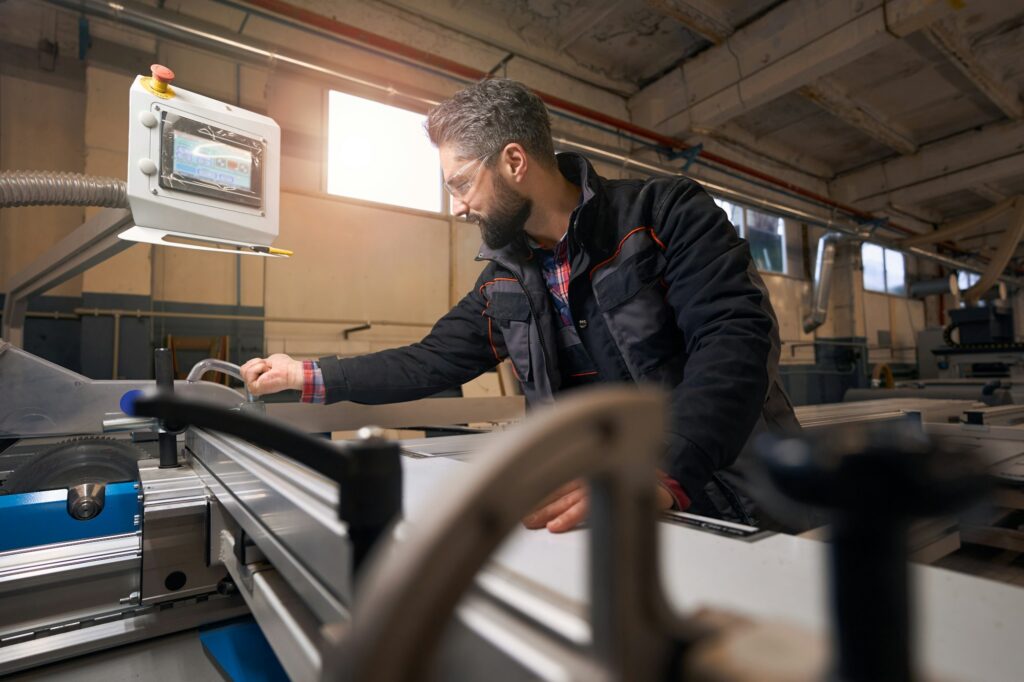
42;0;1012;285
964;199;1024;304
901;196;1019;248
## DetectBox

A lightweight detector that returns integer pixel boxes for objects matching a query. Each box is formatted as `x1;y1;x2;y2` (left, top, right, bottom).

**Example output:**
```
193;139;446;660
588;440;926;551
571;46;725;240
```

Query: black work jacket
320;153;799;522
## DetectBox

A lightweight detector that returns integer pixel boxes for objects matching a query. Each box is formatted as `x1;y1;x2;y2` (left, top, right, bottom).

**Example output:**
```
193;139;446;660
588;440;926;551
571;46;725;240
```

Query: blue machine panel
200;618;288;682
0;481;140;552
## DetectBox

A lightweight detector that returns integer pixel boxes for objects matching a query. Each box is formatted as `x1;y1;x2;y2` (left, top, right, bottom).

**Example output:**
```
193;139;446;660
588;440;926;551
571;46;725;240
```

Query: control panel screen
159;112;265;209
172;132;253;191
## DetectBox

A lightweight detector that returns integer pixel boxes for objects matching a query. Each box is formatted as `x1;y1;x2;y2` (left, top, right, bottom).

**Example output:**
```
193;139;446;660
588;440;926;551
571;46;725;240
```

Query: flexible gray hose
0;171;129;208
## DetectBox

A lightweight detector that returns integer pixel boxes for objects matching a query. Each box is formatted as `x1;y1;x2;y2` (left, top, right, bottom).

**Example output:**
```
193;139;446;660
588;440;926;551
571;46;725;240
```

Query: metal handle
186;358;257;403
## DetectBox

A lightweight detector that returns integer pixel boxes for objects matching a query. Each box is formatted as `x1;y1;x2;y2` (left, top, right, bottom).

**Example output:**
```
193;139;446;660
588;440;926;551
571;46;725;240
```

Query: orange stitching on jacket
589;227;665;279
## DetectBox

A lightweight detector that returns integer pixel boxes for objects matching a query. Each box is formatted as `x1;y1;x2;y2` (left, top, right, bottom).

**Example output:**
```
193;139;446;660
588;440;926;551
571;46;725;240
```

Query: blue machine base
200;618;288;682
0;481;140;552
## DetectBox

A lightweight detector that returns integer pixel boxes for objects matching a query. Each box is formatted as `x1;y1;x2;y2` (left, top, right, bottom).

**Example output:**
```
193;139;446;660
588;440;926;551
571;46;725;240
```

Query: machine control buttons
141;63;176;99
138;158;158;176
139;111;158;128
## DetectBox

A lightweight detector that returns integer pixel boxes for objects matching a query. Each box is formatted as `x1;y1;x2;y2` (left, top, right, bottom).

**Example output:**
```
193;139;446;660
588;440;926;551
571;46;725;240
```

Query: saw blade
1;437;143;495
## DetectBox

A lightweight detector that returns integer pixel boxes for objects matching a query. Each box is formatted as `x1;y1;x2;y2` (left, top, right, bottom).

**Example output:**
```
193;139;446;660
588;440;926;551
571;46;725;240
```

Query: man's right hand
240;353;305;396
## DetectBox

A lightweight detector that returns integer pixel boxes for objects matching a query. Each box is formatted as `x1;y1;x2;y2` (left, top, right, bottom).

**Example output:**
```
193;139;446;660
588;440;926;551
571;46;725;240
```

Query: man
242;78;799;532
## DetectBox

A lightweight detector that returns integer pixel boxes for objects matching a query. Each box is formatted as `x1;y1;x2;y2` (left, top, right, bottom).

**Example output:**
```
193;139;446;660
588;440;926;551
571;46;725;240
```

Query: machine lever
186;357;258;404
758;422;991;682
153;348;180;468
125;391;402;575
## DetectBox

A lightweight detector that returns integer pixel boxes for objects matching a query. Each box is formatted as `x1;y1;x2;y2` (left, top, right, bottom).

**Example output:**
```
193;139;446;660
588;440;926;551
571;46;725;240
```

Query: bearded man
242;78;799;532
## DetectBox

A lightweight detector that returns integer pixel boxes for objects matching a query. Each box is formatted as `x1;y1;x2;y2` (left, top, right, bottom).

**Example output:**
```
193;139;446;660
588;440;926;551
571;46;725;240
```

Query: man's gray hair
426;78;556;167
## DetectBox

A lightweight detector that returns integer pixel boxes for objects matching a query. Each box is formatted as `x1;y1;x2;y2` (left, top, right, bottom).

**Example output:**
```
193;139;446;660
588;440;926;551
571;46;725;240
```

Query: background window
958;270;981;290
713;197;787;274
746;208;786;274
861;243;905;295
327;90;442;212
713;197;744;235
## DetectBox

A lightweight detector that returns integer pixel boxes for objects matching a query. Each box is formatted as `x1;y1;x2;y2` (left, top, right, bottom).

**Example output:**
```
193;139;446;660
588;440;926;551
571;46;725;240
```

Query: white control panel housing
125;75;281;253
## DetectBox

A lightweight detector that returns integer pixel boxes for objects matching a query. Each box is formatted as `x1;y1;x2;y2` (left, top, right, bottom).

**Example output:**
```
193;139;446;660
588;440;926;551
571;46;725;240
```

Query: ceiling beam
831;119;1024;206
881;153;1024;207
798;77;918;155
925;17;1024;120
629;0;960;135
690;121;835;180
644;0;733;45
973;184;1008;203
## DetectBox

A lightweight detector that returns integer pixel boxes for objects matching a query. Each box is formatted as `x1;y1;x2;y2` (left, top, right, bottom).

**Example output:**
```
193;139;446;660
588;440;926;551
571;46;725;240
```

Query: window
746;208;786;274
326;90;442;212
958;270;981;290
712;197;787;273
861;243;906;295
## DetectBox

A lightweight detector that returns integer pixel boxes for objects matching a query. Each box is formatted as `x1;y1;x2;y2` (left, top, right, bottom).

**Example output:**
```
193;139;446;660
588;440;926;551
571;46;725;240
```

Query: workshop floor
6;629;226;682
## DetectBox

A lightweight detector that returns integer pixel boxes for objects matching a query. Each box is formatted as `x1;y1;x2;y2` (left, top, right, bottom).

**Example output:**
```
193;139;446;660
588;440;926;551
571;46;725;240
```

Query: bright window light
713;197;745;235
884;248;906;295
958;270;981;290
713;196;787;274
746;207;786;274
327;90;442;212
862;243;905;295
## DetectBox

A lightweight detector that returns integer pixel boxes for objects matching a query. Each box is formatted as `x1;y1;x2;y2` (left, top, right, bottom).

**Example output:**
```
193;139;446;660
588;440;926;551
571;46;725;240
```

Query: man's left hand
523;479;676;533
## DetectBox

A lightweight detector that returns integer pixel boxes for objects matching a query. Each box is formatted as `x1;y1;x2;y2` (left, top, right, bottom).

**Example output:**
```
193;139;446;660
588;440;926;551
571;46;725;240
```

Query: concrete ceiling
378;0;1024;254
9;0;1022;259
379;0;778;93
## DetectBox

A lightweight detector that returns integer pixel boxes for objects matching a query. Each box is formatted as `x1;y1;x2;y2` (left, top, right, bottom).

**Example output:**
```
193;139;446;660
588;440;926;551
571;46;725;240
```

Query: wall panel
0;74;85;298
263;192;450;358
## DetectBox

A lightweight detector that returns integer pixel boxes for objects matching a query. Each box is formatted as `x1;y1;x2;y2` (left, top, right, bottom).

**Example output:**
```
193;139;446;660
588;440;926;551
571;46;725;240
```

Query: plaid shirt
301;359;326;404
532;235;599;383
536;237;573;327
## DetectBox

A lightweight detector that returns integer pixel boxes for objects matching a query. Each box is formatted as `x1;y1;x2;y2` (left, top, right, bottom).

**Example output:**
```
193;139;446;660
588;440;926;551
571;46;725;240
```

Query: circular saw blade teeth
1;437;143;496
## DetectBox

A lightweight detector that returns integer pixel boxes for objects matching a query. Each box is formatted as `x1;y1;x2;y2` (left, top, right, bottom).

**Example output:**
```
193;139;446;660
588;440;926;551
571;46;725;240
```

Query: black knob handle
153;348;180;468
758;422;989;682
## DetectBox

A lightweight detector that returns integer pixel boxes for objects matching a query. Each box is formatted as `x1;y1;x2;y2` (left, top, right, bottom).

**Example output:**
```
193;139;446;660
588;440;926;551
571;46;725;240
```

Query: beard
468;174;532;249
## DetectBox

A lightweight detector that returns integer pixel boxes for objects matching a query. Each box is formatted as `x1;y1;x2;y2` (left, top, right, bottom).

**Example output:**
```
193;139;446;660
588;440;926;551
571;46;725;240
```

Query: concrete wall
0;0;930;392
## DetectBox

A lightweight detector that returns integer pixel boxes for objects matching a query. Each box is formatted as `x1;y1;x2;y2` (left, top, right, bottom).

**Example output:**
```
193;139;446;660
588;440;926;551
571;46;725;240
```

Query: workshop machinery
4;340;1024;680
3;63;1024;681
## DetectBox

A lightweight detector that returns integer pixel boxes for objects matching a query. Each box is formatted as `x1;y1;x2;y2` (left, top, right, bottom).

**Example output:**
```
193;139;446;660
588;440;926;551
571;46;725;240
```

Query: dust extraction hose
0;171;128;208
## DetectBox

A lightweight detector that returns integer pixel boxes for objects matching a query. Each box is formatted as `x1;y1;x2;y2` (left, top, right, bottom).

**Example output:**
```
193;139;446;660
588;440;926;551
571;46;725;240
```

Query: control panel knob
138;158;158;176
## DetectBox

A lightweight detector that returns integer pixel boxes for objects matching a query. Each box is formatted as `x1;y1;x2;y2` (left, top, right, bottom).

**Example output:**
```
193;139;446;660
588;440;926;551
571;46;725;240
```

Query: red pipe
243;0;922;239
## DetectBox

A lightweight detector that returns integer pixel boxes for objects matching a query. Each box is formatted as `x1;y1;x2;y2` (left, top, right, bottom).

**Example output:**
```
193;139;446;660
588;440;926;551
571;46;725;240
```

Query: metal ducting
908;276;955;299
802;232;842;333
0;171;128;209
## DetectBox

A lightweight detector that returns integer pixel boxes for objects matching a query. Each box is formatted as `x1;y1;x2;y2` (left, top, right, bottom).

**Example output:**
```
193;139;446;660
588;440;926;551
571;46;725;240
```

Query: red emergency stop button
150;64;175;93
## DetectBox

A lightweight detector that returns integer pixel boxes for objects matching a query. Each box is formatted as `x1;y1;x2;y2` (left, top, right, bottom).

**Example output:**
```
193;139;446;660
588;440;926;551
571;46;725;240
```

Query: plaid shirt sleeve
657;470;691;511
300;360;326;404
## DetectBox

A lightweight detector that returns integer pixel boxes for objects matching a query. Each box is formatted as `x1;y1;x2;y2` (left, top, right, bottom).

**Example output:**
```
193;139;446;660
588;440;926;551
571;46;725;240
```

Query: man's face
441;145;533;250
